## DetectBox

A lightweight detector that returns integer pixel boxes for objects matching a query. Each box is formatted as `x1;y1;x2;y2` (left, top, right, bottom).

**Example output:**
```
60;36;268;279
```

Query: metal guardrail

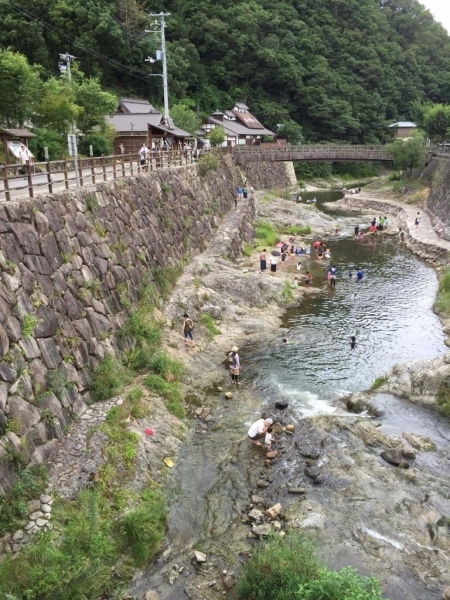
0;150;197;201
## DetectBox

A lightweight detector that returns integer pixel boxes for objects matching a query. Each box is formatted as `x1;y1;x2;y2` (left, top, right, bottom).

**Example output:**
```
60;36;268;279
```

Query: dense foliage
1;0;450;143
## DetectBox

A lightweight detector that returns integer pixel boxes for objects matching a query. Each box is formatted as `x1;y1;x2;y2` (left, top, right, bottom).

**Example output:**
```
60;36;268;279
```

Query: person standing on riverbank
354;225;359;238
229;346;241;385
182;313;195;348
247;417;273;446
415;212;420;227
270;254;278;273
259;249;267;274
399;228;405;242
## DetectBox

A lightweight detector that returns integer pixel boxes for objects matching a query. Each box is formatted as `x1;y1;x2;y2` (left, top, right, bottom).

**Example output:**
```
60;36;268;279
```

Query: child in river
350;336;357;349
265;426;273;450
305;271;312;289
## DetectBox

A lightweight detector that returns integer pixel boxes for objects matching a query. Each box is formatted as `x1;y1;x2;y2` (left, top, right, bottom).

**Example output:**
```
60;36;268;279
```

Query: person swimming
350;336;357;349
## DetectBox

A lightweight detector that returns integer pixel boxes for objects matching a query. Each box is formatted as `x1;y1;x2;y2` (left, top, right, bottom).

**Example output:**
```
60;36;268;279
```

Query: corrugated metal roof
234;102;249;110
388;121;417;128
151;122;192;138
107;113;162;133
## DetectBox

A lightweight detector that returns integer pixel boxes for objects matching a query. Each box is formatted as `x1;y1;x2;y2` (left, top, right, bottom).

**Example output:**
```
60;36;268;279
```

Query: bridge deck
232;144;440;164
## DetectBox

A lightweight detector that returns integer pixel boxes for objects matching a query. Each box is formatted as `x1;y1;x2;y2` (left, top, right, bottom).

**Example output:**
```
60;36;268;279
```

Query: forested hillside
1;0;450;143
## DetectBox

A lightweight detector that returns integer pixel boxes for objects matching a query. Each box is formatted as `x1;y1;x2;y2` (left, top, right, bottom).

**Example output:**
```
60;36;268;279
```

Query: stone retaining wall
0;157;295;492
423;158;450;240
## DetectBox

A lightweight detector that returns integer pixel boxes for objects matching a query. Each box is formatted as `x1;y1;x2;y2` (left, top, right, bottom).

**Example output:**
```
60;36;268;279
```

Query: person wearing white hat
228;346;240;385
247;417;273;446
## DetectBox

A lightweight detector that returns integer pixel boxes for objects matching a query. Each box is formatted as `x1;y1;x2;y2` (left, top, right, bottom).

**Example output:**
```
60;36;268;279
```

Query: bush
236;533;319;600
118;490;166;566
332;161;380;178
198;152;220;176
243;242;253;257
287;224;311;236
89;355;130;401
255;221;278;247
282;280;294;303
436;268;450;316
200;313;221;340
236;533;383;600
371;375;387;390
297;566;383;599
144;374;182;403
28;127;66;160
79;133;112;157
294;161;332;180
150;351;184;381
437;378;450;416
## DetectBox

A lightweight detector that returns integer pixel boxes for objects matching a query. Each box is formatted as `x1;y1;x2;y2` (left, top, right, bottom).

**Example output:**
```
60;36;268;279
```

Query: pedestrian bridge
232;144;438;164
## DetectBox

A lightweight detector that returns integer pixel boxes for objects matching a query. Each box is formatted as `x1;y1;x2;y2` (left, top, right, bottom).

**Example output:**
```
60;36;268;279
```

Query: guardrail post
112;156;117;180
2;164;11;202
121;151;126;178
102;155;107;181
91;156;95;184
46;159;53;194
129;154;133;176
26;161;34;198
63;158;69;190
78;158;84;186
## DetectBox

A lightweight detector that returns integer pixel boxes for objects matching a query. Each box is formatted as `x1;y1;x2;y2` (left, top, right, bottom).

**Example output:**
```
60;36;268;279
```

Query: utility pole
59;52;80;188
146;12;171;122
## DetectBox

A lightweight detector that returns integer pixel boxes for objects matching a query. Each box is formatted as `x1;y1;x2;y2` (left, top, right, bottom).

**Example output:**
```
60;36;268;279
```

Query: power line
4;0;158;87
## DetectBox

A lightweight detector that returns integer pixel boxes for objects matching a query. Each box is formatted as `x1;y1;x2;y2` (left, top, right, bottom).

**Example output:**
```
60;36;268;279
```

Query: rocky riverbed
130;193;450;600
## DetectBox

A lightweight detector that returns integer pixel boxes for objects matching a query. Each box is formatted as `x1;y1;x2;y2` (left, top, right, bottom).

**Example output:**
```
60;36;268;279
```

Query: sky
420;0;450;33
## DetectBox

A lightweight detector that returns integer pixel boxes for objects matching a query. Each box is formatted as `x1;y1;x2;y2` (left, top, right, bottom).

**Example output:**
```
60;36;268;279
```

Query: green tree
72;74;117;134
422;104;450;143
34;77;80;135
388;133;426;176
0;49;41;128
207;126;225;147
276;120;303;144
170;103;200;135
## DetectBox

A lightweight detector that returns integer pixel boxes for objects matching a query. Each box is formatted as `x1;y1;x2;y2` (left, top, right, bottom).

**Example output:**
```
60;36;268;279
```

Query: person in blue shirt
356;268;364;281
330;264;337;288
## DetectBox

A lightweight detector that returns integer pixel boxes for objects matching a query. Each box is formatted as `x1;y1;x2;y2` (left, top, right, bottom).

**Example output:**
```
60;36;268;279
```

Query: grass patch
198;152;219;176
0;465;47;537
243;242;253;257
236;532;383;600
0;483;166;600
150;351;184;381
436;268;450;316
21;313;40;337
282;280;294;303
144;374;185;418
286;224;311;236
437;378;450;416
255;221;278;247
371;375;387;390
89;355;131;401
200;313;221;340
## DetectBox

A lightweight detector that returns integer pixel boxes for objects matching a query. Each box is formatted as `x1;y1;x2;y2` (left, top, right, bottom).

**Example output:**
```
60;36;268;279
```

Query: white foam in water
274;383;336;417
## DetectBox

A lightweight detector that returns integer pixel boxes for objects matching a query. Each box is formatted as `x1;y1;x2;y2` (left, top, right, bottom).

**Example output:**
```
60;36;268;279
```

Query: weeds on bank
435;268;450;316
143;351;185;418
282;281;294;303
200;313;221;340
236;533;383;600
255;221;279;247
286;224;311;236
437;378;450;416
0;394;166;599
371;375;387;390
243;242;253;257
0;465;48;537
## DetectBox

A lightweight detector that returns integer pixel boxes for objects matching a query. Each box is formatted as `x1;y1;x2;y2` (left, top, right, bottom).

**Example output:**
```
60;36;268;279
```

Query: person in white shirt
18;144;31;165
247;417;273;446
270;255;278;273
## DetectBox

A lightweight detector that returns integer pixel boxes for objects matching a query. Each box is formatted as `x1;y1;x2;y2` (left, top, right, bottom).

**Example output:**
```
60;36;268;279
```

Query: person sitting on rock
248;417;273;446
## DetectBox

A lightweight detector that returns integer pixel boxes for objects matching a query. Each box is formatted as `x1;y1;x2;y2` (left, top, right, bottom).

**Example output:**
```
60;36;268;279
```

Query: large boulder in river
380;448;403;466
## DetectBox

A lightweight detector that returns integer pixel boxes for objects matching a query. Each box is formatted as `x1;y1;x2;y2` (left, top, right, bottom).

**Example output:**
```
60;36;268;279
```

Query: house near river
107;98;193;155
197;102;274;148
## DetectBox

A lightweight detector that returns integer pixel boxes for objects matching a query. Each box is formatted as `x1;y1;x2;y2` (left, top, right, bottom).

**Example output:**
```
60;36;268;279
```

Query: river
133;190;450;600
